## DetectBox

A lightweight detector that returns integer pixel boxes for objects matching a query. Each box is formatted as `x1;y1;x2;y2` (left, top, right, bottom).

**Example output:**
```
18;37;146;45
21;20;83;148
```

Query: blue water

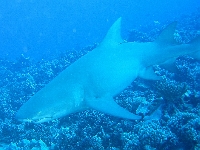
0;0;199;59
0;1;200;149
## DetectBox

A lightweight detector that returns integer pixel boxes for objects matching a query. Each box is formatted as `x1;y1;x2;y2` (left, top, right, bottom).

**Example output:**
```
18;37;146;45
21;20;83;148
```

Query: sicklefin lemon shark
16;18;200;123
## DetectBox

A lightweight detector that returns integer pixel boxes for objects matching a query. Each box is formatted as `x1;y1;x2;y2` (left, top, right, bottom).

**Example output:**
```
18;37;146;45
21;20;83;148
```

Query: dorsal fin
101;17;123;45
155;22;178;45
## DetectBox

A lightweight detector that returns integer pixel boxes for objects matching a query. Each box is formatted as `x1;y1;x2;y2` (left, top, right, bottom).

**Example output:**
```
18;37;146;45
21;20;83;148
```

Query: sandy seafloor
0;9;200;150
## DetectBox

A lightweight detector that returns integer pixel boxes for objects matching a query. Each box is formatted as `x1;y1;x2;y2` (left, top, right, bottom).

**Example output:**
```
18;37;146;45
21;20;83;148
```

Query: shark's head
16;85;86;123
15;98;70;123
16;114;53;123
16;107;53;123
16;109;49;123
16;106;70;123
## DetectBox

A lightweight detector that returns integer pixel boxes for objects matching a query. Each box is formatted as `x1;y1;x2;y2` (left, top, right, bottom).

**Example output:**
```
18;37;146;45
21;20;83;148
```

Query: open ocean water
0;0;200;149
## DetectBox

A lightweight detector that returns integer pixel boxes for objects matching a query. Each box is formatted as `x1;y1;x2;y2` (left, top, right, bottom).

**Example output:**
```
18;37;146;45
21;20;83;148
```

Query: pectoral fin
139;67;161;80
87;95;141;120
159;58;178;73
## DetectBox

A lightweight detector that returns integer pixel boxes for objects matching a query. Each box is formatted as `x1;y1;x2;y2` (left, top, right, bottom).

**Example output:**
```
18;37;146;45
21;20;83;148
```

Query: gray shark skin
16;18;200;123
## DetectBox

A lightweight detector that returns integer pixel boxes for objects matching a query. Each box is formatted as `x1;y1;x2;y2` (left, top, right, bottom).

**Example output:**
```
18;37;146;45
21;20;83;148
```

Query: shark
16;18;200;123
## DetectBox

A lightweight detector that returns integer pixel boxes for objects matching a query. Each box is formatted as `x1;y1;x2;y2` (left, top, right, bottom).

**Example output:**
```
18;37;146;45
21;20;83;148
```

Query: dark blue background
0;0;199;60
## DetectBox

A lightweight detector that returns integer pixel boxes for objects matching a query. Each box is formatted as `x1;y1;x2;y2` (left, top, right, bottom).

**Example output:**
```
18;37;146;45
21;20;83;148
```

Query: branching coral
155;79;187;101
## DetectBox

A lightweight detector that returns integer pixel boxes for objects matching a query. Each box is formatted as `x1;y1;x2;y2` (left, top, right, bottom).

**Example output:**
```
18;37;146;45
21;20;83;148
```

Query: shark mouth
17;116;53;123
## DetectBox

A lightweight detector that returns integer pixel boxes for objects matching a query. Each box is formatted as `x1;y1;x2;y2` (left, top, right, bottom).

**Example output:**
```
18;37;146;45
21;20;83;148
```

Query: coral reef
0;11;200;150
